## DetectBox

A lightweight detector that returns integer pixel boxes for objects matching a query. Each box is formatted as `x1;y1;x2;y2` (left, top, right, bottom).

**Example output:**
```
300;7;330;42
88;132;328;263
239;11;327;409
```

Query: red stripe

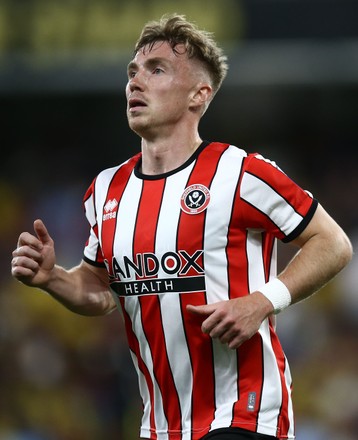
134;179;183;437
93;223;103;264
120;297;158;439
178;142;230;435
226;178;266;430
83;178;103;264
261;233;276;283
226;180;250;301
239;155;315;241
99;155;159;436
228;155;292;432
140;295;182;438
232;334;264;430
246;154;314;218
270;329;291;438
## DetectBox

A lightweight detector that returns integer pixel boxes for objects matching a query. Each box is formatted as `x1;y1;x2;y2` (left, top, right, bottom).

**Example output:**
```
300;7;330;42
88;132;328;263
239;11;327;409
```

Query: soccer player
11;14;352;440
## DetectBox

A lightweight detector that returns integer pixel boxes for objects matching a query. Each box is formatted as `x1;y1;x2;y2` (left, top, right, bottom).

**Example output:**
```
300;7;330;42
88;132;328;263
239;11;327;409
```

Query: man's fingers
33;219;52;246
15;219;51;254
17;231;42;251
13;244;42;260
187;298;258;350
12;255;39;273
186;304;219;334
186;303;215;315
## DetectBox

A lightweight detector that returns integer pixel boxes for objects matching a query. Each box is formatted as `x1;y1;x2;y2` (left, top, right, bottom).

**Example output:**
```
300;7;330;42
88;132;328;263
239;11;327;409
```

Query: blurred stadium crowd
1;1;358;439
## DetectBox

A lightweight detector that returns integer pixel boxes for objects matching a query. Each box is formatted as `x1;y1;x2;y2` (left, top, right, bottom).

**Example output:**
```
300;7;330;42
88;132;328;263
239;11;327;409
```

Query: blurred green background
1;1;357;439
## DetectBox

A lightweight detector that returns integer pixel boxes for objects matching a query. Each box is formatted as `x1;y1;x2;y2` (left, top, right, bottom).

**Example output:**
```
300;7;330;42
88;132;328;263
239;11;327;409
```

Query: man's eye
128;71;136;78
153;68;163;74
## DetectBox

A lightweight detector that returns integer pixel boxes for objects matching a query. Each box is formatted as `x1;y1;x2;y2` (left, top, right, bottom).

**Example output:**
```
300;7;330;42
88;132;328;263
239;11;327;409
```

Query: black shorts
201;427;276;440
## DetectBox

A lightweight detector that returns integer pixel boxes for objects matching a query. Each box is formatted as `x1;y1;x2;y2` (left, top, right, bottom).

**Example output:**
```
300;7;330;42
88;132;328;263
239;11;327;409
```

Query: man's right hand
11;219;56;288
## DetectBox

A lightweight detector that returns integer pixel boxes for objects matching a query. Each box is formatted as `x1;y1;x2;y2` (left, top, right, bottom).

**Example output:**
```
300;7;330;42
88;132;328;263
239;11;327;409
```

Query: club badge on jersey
180;184;210;215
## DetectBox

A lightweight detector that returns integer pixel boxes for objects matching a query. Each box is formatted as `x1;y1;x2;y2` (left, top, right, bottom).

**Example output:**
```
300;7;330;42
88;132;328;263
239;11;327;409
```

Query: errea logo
103;198;118;221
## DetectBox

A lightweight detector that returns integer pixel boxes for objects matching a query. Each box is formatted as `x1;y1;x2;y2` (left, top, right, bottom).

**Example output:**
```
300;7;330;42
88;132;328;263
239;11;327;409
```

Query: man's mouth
128;98;147;111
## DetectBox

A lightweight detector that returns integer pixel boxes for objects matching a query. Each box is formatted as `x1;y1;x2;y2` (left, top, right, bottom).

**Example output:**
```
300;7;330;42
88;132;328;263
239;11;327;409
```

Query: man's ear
190;84;213;112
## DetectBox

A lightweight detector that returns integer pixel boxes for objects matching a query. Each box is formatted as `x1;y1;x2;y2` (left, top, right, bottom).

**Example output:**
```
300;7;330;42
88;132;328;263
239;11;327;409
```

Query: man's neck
140;136;202;175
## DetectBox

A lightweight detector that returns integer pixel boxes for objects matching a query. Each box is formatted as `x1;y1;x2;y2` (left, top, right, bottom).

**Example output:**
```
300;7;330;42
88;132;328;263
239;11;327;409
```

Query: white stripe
204;145;245;304
125;295;168;439
257;320;283;437
246;231;283;436
84;166;119;261
246;229;266;293
204;146;245;429
156;166;195;435
83;164;169;435
83;227;100;261
241;172;303;236
284;358;295;439
114;172;169;436
83;192;96;228
131;350;151;437
83;190;99;262
269;241;278;330
156;166;193;255
113;172;142;279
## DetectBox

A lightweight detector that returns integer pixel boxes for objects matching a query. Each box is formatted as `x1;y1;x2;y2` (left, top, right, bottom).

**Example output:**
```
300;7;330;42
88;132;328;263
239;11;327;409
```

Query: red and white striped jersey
83;141;317;440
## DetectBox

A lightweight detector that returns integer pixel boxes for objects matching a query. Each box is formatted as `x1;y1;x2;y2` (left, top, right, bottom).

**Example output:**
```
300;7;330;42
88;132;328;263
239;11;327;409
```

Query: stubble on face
125;42;199;139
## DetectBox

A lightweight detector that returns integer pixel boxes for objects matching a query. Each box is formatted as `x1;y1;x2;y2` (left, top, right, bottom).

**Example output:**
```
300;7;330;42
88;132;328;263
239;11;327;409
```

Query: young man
11;14;352;440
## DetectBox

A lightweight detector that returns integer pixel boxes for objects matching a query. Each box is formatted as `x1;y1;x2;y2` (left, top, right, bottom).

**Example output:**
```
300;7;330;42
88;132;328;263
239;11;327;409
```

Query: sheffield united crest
180;184;210;214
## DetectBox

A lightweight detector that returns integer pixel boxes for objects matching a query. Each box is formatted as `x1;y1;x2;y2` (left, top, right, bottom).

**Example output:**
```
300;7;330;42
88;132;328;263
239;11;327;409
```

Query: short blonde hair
134;14;228;95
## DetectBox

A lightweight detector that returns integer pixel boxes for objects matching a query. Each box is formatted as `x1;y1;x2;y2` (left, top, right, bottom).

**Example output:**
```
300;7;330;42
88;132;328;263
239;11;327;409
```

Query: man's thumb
33;219;52;245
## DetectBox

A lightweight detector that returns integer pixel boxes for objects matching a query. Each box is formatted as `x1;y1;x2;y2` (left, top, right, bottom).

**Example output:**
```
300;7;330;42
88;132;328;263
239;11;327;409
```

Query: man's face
126;41;199;138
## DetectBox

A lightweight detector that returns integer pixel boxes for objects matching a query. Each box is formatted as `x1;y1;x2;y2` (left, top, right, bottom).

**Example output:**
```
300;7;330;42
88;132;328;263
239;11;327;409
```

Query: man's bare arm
278;203;353;304
11;219;116;316
187;203;353;348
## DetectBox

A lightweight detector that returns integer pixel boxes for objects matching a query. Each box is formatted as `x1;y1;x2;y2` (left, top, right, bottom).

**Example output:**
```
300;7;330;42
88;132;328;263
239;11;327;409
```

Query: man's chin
128;118;152;137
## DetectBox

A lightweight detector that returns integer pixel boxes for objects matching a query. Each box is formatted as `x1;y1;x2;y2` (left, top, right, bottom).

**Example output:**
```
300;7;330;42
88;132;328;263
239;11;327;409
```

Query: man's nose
128;73;144;92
